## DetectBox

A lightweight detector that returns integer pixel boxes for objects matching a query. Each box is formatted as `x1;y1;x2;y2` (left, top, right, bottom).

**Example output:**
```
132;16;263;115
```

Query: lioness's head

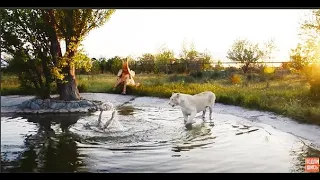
169;92;181;107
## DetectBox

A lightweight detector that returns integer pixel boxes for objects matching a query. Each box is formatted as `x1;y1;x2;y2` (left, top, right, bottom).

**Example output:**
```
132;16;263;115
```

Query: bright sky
82;9;310;62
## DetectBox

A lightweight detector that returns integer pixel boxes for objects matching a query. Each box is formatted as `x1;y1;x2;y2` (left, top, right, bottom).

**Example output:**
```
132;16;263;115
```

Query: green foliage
77;41;215;75
1;9;55;99
201;50;213;71
289;43;310;72
1;9;116;100
88;58;101;74
73;49;93;72
296;9;320;97
154;47;175;73
53;9;116;41
179;40;198;60
98;57;107;73
109;56;123;74
3;73;320;125
177;40;214;73
189;70;226;80
47;9;116;81
137;53;155;73
77;83;88;93
226;39;264;73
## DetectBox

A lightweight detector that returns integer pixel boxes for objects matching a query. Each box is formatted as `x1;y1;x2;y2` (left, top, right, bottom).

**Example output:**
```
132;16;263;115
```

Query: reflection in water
172;123;216;152
2;96;320;173
117;105;135;116
1;114;87;173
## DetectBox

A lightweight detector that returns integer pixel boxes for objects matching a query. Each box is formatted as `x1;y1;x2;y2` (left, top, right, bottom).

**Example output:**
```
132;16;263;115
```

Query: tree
88;58;101;74
298;9;320;97
226;39;264;73
300;9;320;64
179;40;210;73
98;57;107;73
154;46;175;73
200;49;213;71
1;9;55;99
109;56;123;75
43;9;116;100
138;53;155;73
289;43;310;72
73;49;93;73
179;40;199;61
1;9;115;100
263;38;278;63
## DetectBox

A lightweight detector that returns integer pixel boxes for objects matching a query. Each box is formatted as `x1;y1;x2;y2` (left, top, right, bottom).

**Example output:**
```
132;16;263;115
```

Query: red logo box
305;157;319;173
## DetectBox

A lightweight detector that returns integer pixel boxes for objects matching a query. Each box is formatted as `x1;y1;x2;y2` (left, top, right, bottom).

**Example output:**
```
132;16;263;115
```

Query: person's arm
127;67;132;79
117;69;122;78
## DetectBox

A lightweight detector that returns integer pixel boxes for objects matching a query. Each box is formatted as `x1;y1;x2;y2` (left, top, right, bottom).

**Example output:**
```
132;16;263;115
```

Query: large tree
1;9;55;99
1;9;115;100
42;9;116;100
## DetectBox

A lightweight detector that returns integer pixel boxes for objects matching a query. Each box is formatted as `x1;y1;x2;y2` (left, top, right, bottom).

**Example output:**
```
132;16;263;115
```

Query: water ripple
1;95;320;173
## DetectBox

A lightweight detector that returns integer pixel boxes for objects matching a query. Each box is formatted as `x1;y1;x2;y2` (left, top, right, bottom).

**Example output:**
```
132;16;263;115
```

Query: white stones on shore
16;98;113;114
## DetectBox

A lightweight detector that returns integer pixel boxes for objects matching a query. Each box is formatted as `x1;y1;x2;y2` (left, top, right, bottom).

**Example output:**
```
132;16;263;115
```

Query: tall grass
2;72;320;125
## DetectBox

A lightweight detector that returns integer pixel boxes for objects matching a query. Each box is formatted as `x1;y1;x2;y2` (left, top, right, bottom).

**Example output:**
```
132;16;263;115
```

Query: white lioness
169;91;216;125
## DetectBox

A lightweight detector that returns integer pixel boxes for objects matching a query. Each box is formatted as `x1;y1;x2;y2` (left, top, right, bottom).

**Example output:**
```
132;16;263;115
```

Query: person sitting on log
112;58;140;95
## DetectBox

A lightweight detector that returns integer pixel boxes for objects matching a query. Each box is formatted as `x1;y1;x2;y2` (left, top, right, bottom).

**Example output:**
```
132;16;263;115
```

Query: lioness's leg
209;105;213;120
186;110;197;125
202;108;206;119
182;112;188;123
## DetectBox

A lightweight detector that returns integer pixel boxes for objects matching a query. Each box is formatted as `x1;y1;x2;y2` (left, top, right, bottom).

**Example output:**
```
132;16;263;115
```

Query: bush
310;81;320;98
184;76;196;83
230;74;242;84
246;73;260;82
189;70;227;81
209;71;226;79
168;74;185;82
189;71;203;78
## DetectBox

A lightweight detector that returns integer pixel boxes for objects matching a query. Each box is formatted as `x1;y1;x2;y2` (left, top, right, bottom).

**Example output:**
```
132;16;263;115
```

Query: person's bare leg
113;78;122;89
122;81;127;94
122;75;129;94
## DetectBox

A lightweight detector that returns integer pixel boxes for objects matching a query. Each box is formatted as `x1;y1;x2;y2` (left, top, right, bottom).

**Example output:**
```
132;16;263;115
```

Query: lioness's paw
186;120;196;124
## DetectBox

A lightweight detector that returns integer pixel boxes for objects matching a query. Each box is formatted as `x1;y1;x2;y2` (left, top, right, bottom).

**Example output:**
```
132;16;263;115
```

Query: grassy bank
1;73;320;126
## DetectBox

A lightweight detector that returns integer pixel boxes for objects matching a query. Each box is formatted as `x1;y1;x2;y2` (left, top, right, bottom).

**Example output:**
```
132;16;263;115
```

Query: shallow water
1;94;320;173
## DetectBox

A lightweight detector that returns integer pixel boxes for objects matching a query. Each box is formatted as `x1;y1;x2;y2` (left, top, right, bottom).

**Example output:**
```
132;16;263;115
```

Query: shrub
230;74;242;84
189;71;203;78
246;73;260;82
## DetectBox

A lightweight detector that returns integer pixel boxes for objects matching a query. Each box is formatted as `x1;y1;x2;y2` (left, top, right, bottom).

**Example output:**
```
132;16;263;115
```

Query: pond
1;93;320;173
